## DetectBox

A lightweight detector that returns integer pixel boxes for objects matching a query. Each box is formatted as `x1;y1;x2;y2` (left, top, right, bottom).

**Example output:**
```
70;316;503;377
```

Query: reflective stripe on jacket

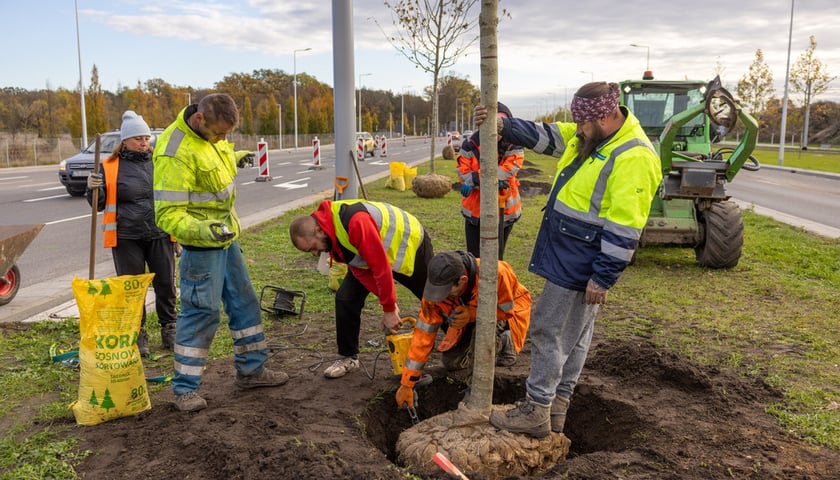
501;107;662;290
152;107;240;248
456;133;524;225
401;258;531;381
330;200;424;276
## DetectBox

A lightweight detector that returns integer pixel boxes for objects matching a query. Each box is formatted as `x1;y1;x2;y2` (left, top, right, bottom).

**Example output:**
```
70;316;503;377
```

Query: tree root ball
397;404;570;479
442;145;456;160
412;173;451;198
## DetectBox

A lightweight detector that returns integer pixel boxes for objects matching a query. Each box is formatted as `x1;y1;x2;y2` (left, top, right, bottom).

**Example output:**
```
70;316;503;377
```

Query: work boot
137;328;150;356
235;368;289;389
323;356;360;379
551;397;570;433
489;394;551;438
174;391;207;412
160;323;176;351
495;330;517;367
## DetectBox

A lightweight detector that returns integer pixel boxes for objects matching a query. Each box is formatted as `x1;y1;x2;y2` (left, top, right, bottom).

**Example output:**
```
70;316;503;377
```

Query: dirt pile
69;313;840;479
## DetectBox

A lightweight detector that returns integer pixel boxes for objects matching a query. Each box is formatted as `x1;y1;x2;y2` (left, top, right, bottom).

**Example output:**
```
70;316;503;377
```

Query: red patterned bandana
570;83;620;122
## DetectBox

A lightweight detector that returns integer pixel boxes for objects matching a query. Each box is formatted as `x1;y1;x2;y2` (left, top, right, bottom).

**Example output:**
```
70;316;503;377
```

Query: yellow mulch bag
403;166;417;188
387;161;406;191
70;273;154;426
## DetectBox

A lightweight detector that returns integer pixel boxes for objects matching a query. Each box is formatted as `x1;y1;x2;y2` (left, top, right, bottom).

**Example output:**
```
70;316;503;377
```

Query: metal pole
778;0;795;165
74;0;88;148
357;73;371;132
277;103;282;149
333;0;358;199
293;47;312;150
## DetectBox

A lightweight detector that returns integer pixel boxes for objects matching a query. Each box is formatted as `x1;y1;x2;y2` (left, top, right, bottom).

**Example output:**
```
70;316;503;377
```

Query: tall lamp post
401;85;412;136
579;70;594;82
358;72;372;131
293;47;312;149
277;103;282;149
74;0;88;147
629;43;652;79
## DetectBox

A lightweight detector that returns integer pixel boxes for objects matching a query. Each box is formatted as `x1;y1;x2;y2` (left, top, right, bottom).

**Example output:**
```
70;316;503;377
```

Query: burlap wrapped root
411;173;451;198
397;404;570;479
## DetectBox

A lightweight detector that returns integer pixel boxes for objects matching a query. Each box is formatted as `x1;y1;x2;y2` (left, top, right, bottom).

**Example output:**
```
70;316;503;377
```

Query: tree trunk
465;0;499;416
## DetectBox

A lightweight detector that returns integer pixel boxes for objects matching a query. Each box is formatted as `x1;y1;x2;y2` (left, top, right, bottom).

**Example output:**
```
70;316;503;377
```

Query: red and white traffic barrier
357;136;365;162
255;137;272;182
379;135;388;157
446;132;453;149
402;134;406;147
309;136;323;170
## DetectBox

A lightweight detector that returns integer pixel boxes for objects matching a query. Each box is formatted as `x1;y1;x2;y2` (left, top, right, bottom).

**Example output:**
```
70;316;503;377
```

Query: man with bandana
473;82;662;438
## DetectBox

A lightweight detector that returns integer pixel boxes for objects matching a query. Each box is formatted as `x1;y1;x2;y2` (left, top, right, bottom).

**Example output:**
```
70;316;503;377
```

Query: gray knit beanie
120;110;151;140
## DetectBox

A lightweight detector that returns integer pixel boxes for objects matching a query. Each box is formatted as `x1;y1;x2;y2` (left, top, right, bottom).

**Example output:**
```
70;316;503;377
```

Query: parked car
462;129;474;138
355;132;375;157
58;130;162;197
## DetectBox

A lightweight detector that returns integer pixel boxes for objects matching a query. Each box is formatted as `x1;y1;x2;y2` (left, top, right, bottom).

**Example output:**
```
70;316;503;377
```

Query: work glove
237;153;255;168
396;385;418;410
498;180;509;190
173;242;183;258
437;326;465;352
209;222;235;242
460;183;473;197
449;305;472;329
470;172;480;185
87;173;103;189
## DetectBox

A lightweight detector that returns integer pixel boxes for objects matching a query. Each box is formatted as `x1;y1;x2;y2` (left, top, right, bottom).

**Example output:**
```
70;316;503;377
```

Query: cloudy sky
4;0;838;119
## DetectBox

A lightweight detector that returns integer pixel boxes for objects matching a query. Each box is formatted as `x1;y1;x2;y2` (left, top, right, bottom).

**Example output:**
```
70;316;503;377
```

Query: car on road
58;130;162;197
355;132;375;157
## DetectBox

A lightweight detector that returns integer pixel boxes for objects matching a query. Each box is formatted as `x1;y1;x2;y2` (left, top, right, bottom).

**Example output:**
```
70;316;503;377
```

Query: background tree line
0;67;482;146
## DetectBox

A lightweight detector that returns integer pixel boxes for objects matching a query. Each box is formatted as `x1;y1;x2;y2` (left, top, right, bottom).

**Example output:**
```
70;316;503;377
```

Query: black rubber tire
0;264;21;306
67;187;86;197
695;201;743;269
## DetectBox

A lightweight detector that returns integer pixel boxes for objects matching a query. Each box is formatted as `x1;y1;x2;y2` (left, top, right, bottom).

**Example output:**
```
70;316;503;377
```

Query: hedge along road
0;137;432;323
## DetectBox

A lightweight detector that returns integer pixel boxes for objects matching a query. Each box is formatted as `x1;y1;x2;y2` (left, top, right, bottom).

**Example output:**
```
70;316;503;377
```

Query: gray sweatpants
526;282;598;405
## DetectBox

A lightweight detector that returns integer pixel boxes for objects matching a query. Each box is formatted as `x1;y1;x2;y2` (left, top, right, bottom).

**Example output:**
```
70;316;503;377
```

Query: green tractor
620;75;759;268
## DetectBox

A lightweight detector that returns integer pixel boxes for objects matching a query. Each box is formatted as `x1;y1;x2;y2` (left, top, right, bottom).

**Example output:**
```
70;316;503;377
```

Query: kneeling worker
396;250;531;410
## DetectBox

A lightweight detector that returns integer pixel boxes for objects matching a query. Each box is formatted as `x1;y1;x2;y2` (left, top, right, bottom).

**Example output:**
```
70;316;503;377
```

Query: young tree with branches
790;36;836;149
379;0;479;173
736;49;774;127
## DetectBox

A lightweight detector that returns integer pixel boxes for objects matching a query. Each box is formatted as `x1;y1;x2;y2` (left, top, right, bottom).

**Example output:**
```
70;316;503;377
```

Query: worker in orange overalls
395;250;531;410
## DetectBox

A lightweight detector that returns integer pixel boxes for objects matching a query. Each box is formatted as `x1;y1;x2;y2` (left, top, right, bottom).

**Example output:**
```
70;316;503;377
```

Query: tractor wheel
0;264;21;306
695;201;743;269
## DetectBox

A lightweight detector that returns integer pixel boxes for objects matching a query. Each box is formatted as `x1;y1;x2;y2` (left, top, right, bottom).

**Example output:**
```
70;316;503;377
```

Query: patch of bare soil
65;309;840;480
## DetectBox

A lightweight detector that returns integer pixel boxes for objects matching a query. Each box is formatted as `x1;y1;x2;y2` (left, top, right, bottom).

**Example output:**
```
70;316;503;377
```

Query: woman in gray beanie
86;111;178;354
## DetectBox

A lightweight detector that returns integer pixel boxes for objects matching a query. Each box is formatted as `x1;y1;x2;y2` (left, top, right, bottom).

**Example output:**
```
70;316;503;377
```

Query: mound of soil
67;309;840;480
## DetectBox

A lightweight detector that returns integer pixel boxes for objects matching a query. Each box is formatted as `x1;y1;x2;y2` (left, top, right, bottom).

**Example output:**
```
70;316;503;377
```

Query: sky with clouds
3;0;839;119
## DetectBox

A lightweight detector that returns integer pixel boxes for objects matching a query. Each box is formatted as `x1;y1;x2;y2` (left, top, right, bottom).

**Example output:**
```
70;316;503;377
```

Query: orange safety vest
100;156;120;248
456;142;524;224
100;155;175;248
400;258;531;387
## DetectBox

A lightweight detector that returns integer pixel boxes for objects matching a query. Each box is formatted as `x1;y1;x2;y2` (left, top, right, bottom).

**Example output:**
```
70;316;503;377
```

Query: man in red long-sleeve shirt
290;199;433;378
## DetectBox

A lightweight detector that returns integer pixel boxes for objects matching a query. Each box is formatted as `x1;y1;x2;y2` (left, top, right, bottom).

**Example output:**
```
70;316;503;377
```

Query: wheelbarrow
0;224;45;306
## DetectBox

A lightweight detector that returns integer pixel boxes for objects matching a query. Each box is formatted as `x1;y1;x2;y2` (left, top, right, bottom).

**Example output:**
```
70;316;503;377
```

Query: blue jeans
172;242;268;395
526;282;598;405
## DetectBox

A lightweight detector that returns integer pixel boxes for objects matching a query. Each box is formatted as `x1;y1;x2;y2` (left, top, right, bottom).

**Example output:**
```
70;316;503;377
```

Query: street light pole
74;0;88;148
277;103;282;149
401;85;411;137
358;72;372;131
579;70;594;82
293;47;312;150
629;43;652;78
